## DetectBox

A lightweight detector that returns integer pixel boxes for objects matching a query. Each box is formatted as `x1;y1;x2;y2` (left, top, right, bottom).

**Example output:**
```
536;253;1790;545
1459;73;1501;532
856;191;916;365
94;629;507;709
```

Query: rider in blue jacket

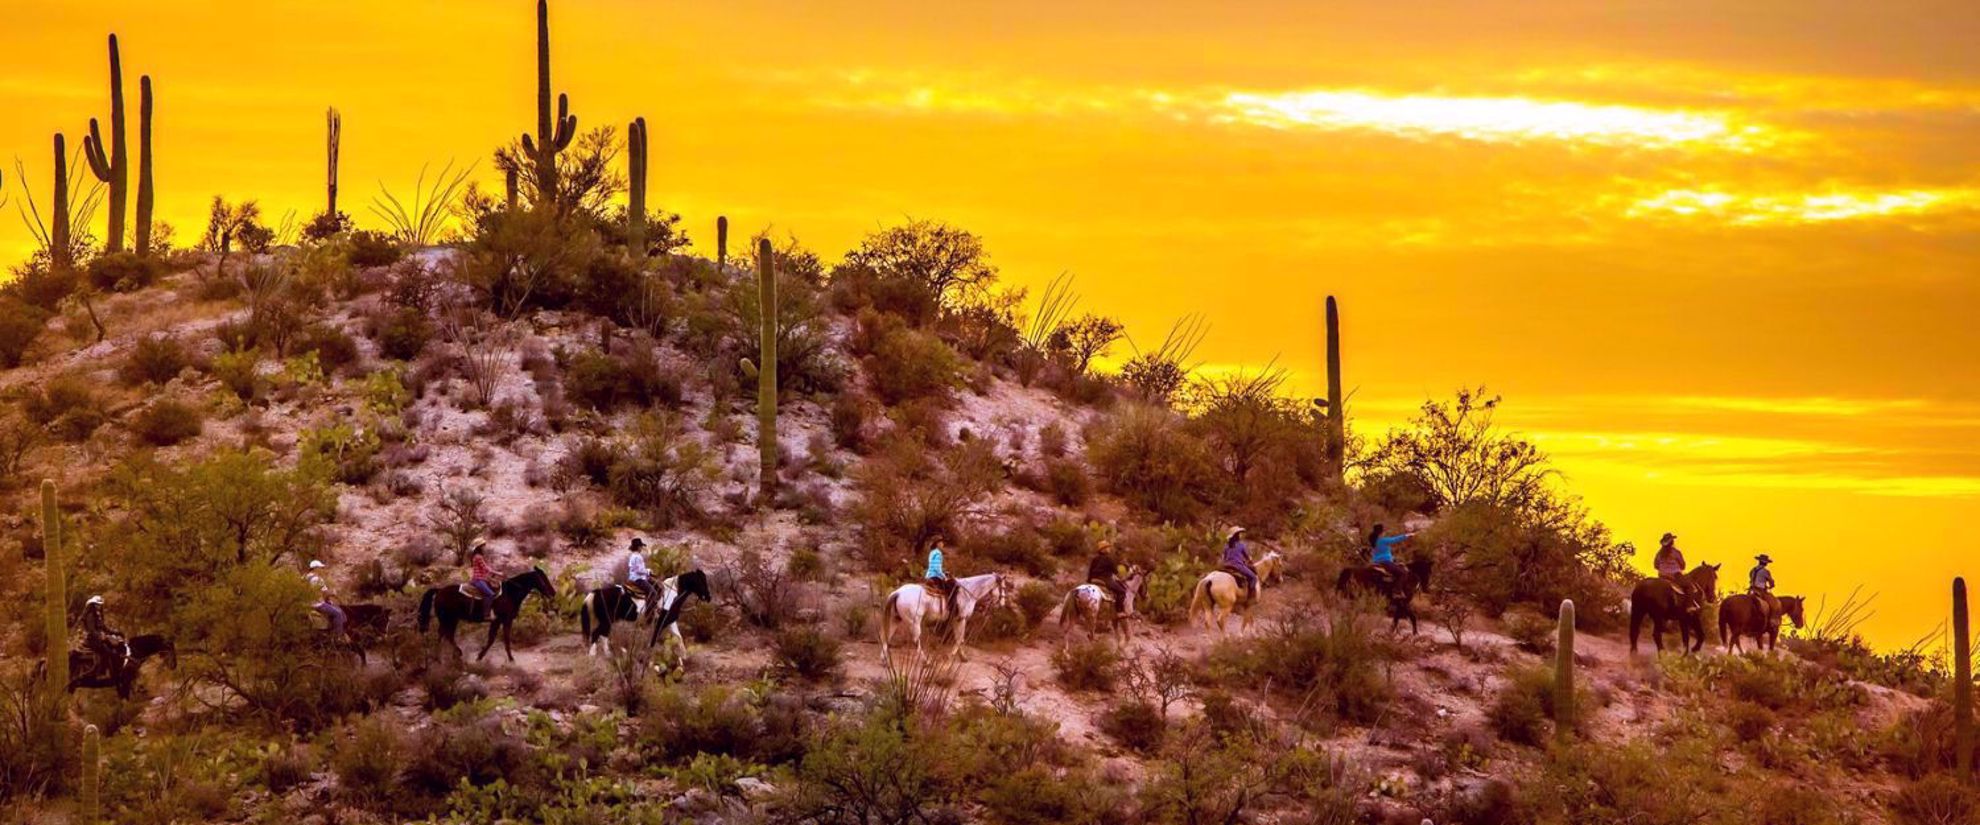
1369;524;1415;584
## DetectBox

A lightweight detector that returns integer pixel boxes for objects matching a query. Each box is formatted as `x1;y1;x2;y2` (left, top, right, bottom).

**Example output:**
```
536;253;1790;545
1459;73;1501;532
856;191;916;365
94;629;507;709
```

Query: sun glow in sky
2;0;1976;648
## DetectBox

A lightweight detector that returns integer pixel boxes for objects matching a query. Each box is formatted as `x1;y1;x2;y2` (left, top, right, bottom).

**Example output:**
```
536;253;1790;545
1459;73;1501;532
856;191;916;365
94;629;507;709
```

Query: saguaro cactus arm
81;723;101;823
135;75;154;256
1555;598;1576;740
1324;295;1345;484
1956;577;1972;780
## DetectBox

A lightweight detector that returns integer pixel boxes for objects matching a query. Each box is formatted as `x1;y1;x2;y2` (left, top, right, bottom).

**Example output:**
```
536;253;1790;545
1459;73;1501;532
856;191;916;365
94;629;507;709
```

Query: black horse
417;567;556;661
67;634;176;699
580;570;712;659
1336;559;1435;633
1628;563;1720;655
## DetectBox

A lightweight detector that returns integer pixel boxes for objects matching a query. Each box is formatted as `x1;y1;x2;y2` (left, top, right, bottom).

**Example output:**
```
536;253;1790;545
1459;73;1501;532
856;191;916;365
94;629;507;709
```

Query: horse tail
581;592;594;640
1060;589;1079;631
1335;568;1352;594
1717;602;1732;647
1188;577;1209;625
1628;596;1644;652
418;588;436;632
880;591;900;647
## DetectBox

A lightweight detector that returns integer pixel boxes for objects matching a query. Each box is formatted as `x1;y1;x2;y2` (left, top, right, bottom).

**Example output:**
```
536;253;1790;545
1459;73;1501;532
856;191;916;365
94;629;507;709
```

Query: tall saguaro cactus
51;135;73;271
520;0;577;209
1323;295;1345;485
746;239;780;499
1956;577;1973;780
81;723;101;823
134;75;154;256
326;107;342;217
42;481;68;693
716;216;729;270
82;34;129;253
504;168;519;212
627;117;648;254
1555;599;1576;741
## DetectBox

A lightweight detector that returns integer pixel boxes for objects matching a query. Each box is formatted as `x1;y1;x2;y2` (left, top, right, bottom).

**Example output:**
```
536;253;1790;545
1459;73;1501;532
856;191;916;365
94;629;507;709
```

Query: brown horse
1335;559;1436;633
417;567;556;661
1719;593;1805;652
65;634;176;699
1628;563;1720;655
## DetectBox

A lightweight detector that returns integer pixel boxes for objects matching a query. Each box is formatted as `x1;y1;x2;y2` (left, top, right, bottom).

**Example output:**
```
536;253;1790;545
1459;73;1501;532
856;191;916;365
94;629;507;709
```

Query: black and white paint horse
581;570;711;665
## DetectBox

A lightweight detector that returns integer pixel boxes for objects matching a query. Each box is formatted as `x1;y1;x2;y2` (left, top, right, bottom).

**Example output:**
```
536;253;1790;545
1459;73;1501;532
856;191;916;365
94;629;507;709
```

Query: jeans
316;601;347;635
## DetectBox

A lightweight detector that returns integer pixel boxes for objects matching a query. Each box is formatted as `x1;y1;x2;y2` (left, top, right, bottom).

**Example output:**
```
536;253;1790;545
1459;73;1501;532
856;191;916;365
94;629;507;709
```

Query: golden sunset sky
3;1;1976;647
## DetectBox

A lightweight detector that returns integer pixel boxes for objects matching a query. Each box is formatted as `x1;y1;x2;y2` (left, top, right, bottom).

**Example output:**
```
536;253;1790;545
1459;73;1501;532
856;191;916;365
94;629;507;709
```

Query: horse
1628;563;1721;655
417;567;557;662
328;603;391;664
1335;559;1436;634
66;634;176;699
1059;566;1148;648
1188;554;1286;637
645;570;712;668
580;571;712;660
1719;593;1805;652
879;573;1011;665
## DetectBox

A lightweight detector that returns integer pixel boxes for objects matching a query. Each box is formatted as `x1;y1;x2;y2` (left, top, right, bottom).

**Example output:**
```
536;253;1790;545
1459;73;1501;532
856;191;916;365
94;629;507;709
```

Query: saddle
77;639;130;681
1219;566;1259;601
458;584;494;620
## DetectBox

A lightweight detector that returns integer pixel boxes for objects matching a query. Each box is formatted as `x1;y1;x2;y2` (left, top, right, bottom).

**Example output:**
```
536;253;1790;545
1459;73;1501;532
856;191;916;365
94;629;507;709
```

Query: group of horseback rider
1654;531;1783;617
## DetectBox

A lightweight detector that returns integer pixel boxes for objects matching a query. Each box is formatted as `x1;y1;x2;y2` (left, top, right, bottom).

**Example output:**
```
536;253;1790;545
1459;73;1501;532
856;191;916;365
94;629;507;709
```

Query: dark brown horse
1719;593;1805;652
66;634;176;699
332;603;391;664
1628;563;1720;655
1336;559;1435;633
418;567;556;661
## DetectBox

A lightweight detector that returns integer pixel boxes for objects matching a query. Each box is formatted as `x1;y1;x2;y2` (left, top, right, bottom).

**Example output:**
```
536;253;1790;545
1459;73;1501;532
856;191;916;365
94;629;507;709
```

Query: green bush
209;350;262;401
347;230;404;268
87;250;165;292
132;399;205;447
1041;457;1092;507
23;375;106;442
295;323;360;374
1488;665;1555;746
1051;640;1121;692
1085;403;1221;524
566;347;680;411
858;310;963;405
402;704;533;795
372;306;432;361
0;297;49;367
331;714;406;799
122;335;194;385
773;625;843;682
1099;699;1166;754
1203;610;1393;726
1890;774;1980;825
605;414;717;529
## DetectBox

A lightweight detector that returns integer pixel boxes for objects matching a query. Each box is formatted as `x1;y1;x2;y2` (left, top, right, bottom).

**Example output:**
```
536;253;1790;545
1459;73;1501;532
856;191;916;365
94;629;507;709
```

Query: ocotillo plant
716;216;728;271
1324;295;1345;485
135;75;154;256
627;117;648;254
51;134;73;271
519;0;577;208
1555;599;1576;741
326;107;341;216
42;481;67;692
1957;577;1972;780
82;34;129;253
755;239;779;498
81;724;101;823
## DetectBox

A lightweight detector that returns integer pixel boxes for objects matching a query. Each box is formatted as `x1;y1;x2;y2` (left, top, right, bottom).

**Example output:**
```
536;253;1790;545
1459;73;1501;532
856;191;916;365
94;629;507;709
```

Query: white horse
580;570;710;668
879;572;1010;665
1059;567;1147;649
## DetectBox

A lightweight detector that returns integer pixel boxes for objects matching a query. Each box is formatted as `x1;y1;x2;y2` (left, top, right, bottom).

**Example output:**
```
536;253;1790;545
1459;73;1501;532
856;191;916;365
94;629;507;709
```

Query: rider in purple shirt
1222;526;1258;600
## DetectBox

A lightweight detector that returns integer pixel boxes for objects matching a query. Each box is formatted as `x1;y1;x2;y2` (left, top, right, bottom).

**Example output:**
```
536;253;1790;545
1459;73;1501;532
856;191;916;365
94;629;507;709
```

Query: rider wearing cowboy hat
625;537;661;605
1221;526;1259;601
924;535;959;615
1749;553;1779;621
1654;532;1701;610
308;560;347;637
1087;540;1129;609
78;595;126;679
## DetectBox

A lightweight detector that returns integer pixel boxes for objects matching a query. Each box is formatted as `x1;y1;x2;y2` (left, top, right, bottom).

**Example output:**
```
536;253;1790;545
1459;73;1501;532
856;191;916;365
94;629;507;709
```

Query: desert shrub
299;421;383;485
1085;403;1221;524
1052;640;1121;692
209;350;262;401
0;297;49;367
257;741;314;794
1039;457;1093;507
23;375;106;442
372;306;432;361
785;707;958;824
1890;774;1980;825
606;413;718;528
566;347;681;411
965;520;1054;577
132;399;205;447
1516;738;1733;825
978;764;1116;825
347;230;404;267
859;310;963;404
773;625;843;682
1204;610;1393;726
87;250;164;292
122;334;194;385
3;258;81;310
401;703;533;795
295;323;360;374
730;549;800;630
1100;700;1167;754
1013;580;1061;631
1502;608;1556;654
849;435;1004;569
638;684;805;766
829;391;878;452
1488;665;1557;746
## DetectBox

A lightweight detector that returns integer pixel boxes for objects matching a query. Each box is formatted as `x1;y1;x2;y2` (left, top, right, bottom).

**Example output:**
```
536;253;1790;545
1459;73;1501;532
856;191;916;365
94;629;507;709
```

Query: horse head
1406;559;1434;594
677;569;712;603
1780;596;1806;629
1689;563;1722;602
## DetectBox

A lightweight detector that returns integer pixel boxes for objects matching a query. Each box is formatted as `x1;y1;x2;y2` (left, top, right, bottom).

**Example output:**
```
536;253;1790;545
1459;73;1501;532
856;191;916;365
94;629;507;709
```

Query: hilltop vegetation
1;4;1974;824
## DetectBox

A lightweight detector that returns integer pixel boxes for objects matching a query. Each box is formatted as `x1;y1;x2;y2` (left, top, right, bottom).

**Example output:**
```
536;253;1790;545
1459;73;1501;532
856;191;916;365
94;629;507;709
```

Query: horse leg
476;620;500;661
503;622;516;662
1652;618;1666;652
952;614;971;662
670;624;688;670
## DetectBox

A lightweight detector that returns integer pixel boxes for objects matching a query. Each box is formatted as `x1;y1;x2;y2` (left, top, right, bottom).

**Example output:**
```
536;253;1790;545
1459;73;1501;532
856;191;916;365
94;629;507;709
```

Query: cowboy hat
308;560;326;570
629;537;646;549
1660;532;1677;543
86;595;105;606
1225;526;1246;540
1096;539;1115;551
1754;554;1773;564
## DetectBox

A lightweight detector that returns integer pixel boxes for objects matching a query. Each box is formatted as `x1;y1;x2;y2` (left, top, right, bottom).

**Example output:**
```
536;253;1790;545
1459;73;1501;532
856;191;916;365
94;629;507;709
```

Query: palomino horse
1335;559;1436;634
417;567;557;661
1186;553;1284;637
1059;567;1148;648
879;573;1010;665
1628;563;1721;655
1719;593;1805;653
66;634;176;699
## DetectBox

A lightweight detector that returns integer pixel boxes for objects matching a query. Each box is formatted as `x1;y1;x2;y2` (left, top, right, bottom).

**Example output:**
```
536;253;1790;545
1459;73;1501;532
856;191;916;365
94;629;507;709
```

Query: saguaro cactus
627;117;648;254
81;723;101;823
1323;295;1345;485
82;34;129;253
51;135;73;271
42;481;67;692
504;168;519;212
716;216;729;271
1555;599;1576;741
135;75;154;256
754;239;779;498
1957;577;1973;780
326;107;341;216
520;0;577;209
